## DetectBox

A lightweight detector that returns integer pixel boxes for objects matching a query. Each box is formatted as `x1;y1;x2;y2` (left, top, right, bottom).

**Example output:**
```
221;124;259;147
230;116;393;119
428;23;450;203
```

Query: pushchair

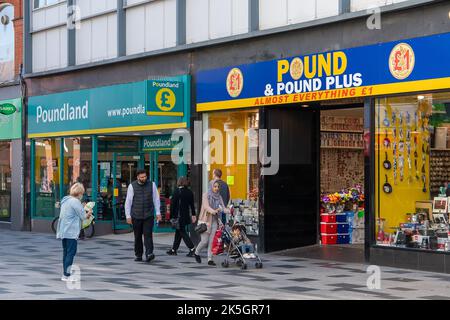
218;221;263;270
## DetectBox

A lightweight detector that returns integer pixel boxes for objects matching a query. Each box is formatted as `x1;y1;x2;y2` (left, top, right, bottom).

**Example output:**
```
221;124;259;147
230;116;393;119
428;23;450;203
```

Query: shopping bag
211;227;224;255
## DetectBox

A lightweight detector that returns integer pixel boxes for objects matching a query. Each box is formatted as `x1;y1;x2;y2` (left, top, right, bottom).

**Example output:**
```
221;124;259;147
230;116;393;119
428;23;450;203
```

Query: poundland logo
36;101;89;124
143;138;172;149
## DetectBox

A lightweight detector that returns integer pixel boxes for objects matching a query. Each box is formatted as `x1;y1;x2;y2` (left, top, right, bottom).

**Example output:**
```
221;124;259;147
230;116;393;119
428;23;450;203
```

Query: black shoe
134;256;143;262
186;249;195;257
166;249;177;256
194;254;202;264
208;260;216;266
145;254;155;262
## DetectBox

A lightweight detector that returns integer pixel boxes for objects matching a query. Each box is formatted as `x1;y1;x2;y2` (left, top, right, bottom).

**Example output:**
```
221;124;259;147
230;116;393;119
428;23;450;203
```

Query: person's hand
156;215;162;222
126;218;132;225
191;216;197;224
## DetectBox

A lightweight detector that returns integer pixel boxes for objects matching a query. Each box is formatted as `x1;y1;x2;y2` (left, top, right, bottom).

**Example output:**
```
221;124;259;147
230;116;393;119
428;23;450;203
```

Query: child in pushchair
230;224;256;259
221;222;263;269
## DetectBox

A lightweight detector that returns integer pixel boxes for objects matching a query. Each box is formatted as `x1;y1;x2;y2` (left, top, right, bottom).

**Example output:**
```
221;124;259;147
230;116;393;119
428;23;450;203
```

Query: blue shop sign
196;32;450;111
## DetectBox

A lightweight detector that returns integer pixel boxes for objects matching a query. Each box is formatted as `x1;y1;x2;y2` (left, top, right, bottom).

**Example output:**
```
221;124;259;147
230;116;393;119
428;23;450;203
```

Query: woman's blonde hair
70;182;85;198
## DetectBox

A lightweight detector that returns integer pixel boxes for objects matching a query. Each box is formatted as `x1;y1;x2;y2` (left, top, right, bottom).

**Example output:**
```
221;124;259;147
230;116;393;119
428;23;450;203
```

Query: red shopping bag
211;227;224;255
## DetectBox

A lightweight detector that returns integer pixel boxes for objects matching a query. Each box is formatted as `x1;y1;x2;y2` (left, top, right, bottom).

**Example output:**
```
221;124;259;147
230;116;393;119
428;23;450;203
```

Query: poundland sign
28;76;190;138
142;135;180;151
36;101;89;124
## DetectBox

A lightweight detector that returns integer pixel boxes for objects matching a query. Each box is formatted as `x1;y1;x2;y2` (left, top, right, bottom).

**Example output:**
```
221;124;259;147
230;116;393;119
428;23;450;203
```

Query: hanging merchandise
383;152;391;170
414;111;418;132
383;174;393;194
383;109;390;127
383;130;391;149
391;110;396;126
422;174;427;193
393;158;398;185
399;155;404;182
415;158;420;181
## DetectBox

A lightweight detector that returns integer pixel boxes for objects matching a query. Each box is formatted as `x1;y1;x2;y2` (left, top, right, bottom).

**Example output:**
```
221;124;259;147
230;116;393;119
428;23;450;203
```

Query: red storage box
320;223;337;234
321;234;337;245
321;214;337;223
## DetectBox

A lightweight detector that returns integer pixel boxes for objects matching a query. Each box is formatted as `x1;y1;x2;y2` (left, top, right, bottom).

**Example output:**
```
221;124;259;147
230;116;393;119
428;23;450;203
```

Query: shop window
0;142;11;221
205;110;260;236
0;4;14;82
64;137;92;202
34;138;61;218
375;92;450;252
33;0;62;10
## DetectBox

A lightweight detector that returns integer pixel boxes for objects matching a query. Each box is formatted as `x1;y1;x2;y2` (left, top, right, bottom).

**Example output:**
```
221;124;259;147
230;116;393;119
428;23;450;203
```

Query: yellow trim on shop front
28;122;188;138
146;112;184;116
196;77;450;112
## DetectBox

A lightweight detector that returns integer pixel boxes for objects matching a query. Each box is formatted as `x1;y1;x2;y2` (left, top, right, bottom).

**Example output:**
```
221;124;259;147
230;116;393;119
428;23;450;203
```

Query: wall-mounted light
417;95;425;100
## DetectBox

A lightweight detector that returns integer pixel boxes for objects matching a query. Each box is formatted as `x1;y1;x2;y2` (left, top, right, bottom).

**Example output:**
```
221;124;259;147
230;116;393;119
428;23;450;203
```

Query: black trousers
172;225;194;251
132;217;154;257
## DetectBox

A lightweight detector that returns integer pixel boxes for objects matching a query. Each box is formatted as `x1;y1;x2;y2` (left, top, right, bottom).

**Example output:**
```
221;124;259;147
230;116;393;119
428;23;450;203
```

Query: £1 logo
389;43;415;80
156;88;176;112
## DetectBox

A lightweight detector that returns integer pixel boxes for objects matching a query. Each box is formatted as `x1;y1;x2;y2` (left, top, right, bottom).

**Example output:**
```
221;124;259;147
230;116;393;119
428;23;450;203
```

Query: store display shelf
320;129;364;133
431;148;450;151
321;146;364;150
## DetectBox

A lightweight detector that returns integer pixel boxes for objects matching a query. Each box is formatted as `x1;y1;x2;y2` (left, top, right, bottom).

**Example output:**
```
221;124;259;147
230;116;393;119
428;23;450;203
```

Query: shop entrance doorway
111;152;145;232
268;104;366;263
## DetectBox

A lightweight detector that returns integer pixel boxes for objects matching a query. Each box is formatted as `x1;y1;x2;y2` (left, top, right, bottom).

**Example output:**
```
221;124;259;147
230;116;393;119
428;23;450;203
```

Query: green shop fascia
27;76;191;233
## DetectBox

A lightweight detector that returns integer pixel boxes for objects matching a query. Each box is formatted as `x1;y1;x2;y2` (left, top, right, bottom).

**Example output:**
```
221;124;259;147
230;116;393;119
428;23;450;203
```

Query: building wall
0;0;24;231
24;1;450;226
0;0;23;77
26;0;425;73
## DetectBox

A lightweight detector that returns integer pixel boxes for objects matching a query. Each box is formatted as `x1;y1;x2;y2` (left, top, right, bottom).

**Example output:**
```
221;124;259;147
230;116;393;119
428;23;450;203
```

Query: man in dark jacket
125;169;161;262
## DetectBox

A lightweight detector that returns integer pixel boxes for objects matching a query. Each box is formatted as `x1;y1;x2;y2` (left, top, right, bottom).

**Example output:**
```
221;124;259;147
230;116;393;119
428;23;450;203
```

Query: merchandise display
376;196;450;251
375;93;450;252
320;187;365;245
231;199;259;236
320;114;364;194
430;150;450;195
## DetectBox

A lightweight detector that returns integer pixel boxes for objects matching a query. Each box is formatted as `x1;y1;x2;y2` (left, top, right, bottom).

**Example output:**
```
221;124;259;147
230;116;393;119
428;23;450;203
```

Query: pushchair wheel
241;263;247;270
236;259;243;267
221;260;229;268
255;262;263;269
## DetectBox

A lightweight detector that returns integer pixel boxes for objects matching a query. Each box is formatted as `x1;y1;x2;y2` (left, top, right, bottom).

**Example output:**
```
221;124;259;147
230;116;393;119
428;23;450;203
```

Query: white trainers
61;275;70;281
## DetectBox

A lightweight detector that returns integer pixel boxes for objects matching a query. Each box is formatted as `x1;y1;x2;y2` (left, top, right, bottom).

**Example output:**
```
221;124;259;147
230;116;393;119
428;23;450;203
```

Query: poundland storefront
196;32;450;273
27;76;191;235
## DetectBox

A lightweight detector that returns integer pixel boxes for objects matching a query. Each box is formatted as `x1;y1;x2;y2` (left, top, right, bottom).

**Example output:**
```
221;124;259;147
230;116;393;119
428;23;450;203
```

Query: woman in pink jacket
194;181;230;266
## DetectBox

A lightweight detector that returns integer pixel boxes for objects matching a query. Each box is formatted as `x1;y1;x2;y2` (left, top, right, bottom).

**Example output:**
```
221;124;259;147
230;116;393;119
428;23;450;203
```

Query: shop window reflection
34;138;61;218
0;142;12;221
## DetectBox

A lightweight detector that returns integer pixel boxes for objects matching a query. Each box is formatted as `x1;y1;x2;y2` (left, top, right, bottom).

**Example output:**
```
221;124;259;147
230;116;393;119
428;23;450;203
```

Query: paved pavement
0;229;449;300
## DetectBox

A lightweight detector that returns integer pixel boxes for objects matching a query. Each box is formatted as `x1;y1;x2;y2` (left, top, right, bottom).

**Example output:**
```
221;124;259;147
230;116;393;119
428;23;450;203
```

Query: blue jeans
239;244;254;253
62;239;78;277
